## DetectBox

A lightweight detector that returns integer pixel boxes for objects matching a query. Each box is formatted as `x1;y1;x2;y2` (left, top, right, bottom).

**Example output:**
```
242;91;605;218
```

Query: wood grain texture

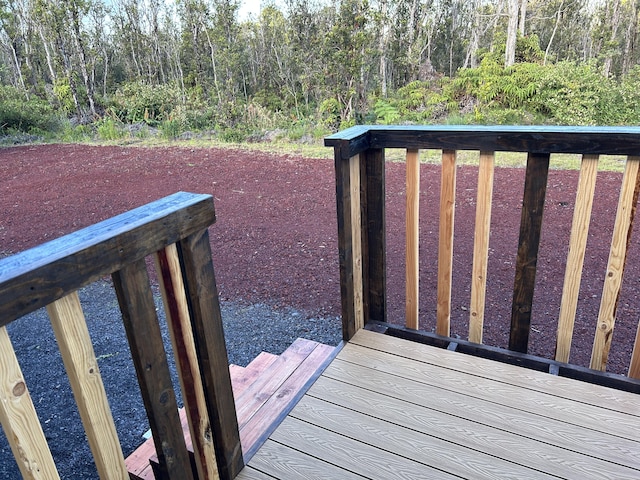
243;330;640;479
0;327;60;480
240;342;335;460
112;259;195;480
234;339;319;430
350;329;640;416
234;465;276;480
312;370;639;477
629;322;640;379
154;244;219;480
290;394;554;480
47;292;128;479
271;416;459;479
178;228;243;480
469;151;495;344
335;343;639;443
362;148;387;324
0;192;215;327
509;153;550;353
405;149;420;330
349;154;365;334
246;439;365;480
232;353;278;397
555;154;599;363
591;157;640;371
334;152;364;341
436;150;457;336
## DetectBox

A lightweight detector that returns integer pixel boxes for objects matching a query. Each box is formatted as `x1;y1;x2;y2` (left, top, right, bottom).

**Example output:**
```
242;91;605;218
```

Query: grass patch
4;127;627;173
384;148;625;172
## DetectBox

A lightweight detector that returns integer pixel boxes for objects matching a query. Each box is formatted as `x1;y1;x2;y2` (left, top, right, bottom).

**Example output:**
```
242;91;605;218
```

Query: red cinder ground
2;143;639;374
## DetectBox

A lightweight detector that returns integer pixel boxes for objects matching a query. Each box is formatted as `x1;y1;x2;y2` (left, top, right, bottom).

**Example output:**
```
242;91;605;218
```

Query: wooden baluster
178;227;244;480
436;150;457;337
509;153;550;353
629;323;640;379
469;151;495;344
591;156;640;371
112;259;195;480
155;244;219;480
363;148;387;324
555;155;599;363
47;291;128;479
350;154;365;334
406;149;420;330
0;326;60;480
335;153;365;340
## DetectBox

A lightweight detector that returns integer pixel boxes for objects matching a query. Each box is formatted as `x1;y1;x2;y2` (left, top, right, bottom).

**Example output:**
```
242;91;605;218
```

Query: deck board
244;329;640;480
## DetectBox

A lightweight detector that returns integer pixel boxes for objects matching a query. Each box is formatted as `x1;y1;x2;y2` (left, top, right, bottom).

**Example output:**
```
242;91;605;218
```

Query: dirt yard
2;143;639;374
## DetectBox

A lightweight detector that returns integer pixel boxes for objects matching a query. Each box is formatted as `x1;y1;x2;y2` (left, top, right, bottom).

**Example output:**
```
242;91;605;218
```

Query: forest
1;0;640;143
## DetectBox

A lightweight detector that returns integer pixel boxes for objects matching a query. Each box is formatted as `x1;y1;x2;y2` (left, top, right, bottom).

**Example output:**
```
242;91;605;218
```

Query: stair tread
126;339;335;480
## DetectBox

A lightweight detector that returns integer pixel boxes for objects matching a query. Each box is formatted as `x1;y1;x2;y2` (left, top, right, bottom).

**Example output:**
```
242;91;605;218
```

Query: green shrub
536;62;621;125
96;117;126;141
59;121;93;142
159;118;183;140
112;81;182;125
618;66;640;124
374;100;400;124
318;98;342;130
0;86;58;133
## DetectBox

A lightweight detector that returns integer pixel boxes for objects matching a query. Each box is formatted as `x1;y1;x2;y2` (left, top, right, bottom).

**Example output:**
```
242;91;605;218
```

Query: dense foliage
0;0;639;143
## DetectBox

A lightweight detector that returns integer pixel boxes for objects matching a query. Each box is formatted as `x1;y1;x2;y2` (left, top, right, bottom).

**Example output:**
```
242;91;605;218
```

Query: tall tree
602;0;622;77
506;0;520;66
323;0;372;123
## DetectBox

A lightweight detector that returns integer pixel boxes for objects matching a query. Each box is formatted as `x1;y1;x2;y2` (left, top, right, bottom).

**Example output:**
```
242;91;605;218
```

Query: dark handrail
326;125;640;158
0;191;243;479
326;125;640;387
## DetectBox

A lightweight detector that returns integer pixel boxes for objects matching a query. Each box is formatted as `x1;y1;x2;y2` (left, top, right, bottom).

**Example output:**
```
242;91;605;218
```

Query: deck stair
126;338;336;480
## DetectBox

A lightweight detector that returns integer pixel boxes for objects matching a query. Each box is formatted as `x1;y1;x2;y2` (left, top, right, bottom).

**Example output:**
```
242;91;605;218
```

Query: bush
96;117;126;141
536;62;622;125
112;81;183;125
0;86;58;133
159;118;183;140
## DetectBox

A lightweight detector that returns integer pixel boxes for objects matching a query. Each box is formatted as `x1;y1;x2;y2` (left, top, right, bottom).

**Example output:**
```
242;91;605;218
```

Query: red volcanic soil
2;143;639;374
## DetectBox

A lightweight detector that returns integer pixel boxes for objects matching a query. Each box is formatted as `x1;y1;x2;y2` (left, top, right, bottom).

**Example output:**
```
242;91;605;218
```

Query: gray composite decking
238;329;640;479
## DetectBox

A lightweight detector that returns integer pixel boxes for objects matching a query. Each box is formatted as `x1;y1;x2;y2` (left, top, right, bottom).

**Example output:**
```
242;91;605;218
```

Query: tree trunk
203;25;223;104
603;0;621;77
622;0;639;75
69;6;96;116
544;0;564;65
505;0;519;66
38;28;57;82
518;0;527;35
379;0;388;97
7;38;27;95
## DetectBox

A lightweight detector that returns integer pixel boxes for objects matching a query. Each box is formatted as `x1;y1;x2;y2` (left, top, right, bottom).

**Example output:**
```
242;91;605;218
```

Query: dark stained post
112;259;195;480
509;153;550;353
178;228;244;480
362;148;387;324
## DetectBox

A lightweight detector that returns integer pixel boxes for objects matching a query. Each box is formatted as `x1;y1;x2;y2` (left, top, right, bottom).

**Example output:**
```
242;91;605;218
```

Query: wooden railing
326;125;640;387
0;192;243;480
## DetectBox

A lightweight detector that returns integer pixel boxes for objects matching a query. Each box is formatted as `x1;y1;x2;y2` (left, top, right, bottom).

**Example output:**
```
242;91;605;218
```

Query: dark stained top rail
0;190;243;479
0;191;215;327
325;125;640;159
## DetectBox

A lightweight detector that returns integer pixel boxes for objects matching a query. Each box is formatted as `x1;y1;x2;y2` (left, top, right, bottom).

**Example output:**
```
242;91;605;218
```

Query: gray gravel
0;279;341;479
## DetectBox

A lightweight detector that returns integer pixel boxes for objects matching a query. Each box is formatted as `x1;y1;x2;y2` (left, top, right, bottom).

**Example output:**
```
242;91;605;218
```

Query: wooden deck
126;338;337;479
239;329;640;479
